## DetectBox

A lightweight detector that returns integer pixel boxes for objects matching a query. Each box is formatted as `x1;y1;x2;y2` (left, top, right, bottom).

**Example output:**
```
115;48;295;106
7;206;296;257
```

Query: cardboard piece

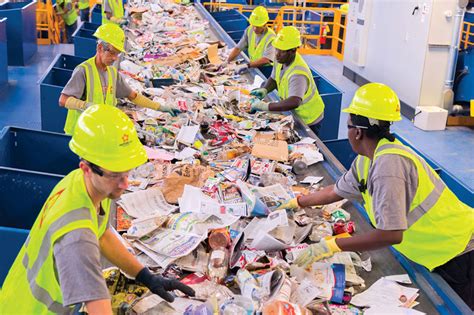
207;44;221;65
252;139;289;162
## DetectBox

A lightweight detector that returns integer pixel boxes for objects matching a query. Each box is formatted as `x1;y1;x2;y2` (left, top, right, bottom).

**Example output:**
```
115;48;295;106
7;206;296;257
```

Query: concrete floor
0;45;472;190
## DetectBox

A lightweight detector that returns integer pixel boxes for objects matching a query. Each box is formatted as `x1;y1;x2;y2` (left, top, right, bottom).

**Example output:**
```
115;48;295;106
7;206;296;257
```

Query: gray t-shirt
271;63;308;100
53;216;110;306
62;64;132;101
237;27;275;61
103;0;112;14
334;154;418;231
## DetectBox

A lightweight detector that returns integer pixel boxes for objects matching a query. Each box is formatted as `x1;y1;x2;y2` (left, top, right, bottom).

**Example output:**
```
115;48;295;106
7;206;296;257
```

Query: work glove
250;88;267;100
64;97;93;111
250;98;269;114
277;197;300;210
294;237;341;269
234;63;249;75
159;104;182;117
136;268;195;303
119;18;129;27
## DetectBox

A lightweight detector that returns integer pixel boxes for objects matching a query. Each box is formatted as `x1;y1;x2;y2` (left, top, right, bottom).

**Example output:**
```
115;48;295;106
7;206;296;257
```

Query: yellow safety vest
78;0;89;10
102;0;124;24
64;57;118;135
275;53;325;125
355;138;473;270
0;169;111;314
246;26;275;63
57;0;78;26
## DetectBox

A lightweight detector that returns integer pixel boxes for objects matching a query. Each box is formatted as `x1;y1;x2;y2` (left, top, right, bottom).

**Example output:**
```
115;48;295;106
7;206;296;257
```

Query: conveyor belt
194;3;471;314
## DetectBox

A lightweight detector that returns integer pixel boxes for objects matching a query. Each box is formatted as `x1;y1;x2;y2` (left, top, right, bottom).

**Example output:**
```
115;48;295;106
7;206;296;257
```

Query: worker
77;0;90;22
102;0;126;25
59;23;180;135
56;0;78;44
279;83;474;309
250;26;325;135
0;105;195;314
226;6;275;75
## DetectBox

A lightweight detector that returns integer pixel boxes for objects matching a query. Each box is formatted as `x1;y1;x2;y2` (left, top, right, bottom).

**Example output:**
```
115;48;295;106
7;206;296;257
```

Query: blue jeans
80;8;90;22
65;21;77;44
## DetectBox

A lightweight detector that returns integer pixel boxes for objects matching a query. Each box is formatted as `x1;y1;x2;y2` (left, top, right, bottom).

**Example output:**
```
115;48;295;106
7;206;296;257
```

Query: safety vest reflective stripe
275;53;324;125
102;0;124;24
78;0;89;10
247;27;275;62
354;138;473;270
21;208;92;313
64;58;117;135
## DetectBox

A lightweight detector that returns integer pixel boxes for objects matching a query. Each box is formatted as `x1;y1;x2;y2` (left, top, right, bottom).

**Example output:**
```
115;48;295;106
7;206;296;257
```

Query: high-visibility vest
246;26;275;63
0;169;111;314
64;57;118;135
355;138;473;270
102;0;124;24
78;0;89;10
275;53;325;125
57;0;78;26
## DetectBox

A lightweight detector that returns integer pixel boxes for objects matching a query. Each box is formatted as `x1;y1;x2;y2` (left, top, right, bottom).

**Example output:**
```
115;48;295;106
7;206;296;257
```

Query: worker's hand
234;63;249;75
160;104;182;117
277;197;299;210
119;18;129;27
294;238;341;269
136;268;195;303
250;88;267;100
250;99;269;114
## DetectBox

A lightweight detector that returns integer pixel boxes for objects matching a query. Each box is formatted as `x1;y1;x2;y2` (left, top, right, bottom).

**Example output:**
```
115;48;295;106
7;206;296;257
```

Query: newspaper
127;215;168;239
138;228;205;258
118;188;177;218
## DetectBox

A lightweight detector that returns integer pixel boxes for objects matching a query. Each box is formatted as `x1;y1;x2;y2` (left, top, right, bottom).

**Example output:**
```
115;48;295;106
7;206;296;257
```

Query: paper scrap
118;188;177;218
176;125;200;146
207;44;221;65
300;176;324;185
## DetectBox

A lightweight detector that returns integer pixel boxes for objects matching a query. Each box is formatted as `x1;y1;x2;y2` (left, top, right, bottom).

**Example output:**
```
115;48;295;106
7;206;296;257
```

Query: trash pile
104;1;425;314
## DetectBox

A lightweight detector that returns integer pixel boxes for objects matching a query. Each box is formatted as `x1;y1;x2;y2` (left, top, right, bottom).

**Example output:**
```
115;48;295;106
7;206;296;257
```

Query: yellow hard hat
93;23;126;52
272;26;302;51
343;83;402;121
340;3;349;12
249;6;269;27
69;105;147;172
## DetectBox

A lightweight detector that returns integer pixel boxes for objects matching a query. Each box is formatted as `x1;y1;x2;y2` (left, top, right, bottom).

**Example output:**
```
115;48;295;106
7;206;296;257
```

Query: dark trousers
434;250;474;310
80;8;90;22
309;122;322;137
65;21;77;44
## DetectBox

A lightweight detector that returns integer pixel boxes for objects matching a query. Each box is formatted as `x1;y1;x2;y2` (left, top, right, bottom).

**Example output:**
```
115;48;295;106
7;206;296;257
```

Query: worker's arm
85;299;113;315
59;94;91;110
262;77;277;94
99;227;144;277
268;96;301;111
298;184;344;207
249;57;272;68
227;47;242;63
336;229;403;251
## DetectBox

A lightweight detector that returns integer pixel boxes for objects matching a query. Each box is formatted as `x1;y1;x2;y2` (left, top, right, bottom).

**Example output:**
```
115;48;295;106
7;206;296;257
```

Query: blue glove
250;88;267;100
234;63;249;75
160;104;182;117
250;98;269;114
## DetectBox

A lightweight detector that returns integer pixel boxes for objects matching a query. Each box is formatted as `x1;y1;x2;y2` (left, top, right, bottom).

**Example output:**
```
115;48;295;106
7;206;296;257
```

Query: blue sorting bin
40;54;87;133
0;18;7;87
0;126;76;230
91;4;102;24
73;28;97;58
218;18;248;33
211;10;242;22
0;226;29;286
81;21;100;32
323;135;474;207
40;67;73;133
0;1;37;66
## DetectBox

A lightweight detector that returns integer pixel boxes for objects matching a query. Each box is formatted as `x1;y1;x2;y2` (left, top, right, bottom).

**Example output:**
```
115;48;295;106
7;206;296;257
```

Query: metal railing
273;5;347;59
36;0;63;45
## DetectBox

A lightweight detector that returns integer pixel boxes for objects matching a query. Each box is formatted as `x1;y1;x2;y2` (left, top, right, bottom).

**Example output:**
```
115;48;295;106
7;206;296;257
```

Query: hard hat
340;3;349;12
249;6;269;27
343;83;402;121
69;105;147;172
272;26;302;51
93;23;126;52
